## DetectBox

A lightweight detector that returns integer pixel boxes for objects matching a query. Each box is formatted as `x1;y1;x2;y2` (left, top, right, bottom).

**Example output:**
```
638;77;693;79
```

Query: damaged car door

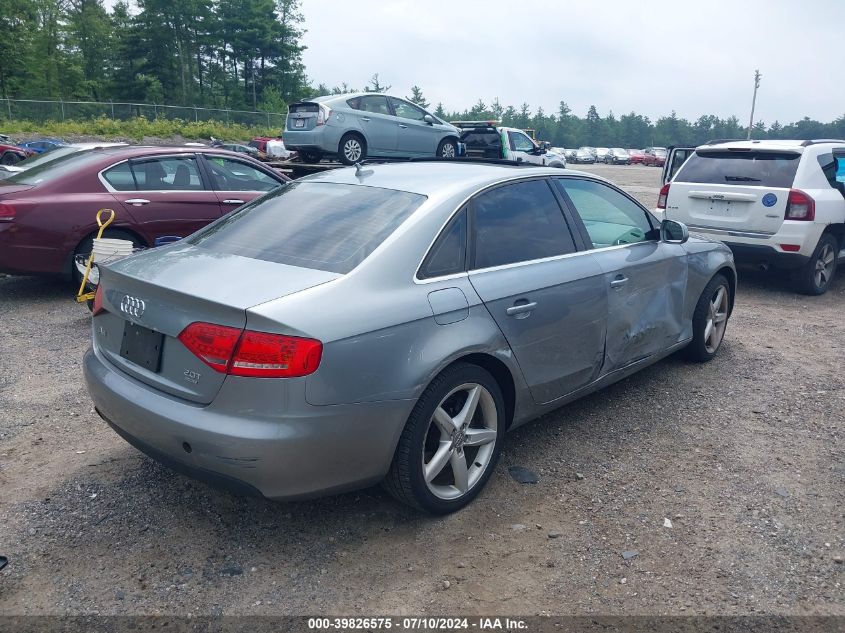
467;178;608;405
554;177;687;370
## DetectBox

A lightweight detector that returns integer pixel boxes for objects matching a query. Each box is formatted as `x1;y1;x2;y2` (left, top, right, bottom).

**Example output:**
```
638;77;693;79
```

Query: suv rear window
676;151;801;188
187;182;425;274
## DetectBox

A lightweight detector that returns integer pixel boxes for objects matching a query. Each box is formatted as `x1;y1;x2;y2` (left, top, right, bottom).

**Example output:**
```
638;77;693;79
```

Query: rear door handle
506;301;537;316
125;198;149;206
222;199;244;205
398;124;408;129
610;276;628;289
361;117;371;122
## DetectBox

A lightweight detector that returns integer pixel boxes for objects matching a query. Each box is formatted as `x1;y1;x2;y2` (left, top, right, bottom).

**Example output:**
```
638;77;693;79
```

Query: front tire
437;138;457;159
338;133;366;165
684;274;731;362
383;363;505;514
794;233;837;295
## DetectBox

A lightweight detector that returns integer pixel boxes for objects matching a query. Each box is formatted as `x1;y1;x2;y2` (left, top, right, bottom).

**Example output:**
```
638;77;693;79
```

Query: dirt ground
0;164;843;617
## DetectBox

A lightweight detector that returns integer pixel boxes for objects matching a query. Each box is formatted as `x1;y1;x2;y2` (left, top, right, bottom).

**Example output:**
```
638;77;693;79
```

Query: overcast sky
300;0;845;124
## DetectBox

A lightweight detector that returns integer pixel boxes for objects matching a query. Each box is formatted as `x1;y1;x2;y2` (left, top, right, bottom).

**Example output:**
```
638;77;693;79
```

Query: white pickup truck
452;121;566;168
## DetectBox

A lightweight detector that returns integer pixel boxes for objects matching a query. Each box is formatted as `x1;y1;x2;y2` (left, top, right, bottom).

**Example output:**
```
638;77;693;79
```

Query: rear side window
130;156;204;191
676;151;801;188
471;179;576;269
187;182;425;274
419;209;467;279
102;161;136;191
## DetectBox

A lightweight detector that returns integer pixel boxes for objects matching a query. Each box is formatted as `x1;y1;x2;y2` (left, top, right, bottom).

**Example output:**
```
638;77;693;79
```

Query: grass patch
0;116;277;141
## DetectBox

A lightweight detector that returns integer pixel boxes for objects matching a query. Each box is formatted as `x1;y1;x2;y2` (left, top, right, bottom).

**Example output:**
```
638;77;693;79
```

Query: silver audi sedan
84;161;736;514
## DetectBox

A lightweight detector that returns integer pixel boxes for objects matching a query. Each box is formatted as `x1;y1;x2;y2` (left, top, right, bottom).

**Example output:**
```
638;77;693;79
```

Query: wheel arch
441;352;516;430
715;265;737;316
822;222;844;248
64;226;149;277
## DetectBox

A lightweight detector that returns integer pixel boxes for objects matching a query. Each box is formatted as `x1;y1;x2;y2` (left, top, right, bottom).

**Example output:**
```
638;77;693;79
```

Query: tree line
1;1;844;147
0;0;309;113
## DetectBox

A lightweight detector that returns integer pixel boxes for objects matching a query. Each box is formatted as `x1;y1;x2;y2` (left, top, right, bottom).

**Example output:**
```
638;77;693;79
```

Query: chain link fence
0;98;286;128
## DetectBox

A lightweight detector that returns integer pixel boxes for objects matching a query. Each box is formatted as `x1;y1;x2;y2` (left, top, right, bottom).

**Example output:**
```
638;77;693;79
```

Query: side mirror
423;114;435;125
661;219;689;244
543;141;551;150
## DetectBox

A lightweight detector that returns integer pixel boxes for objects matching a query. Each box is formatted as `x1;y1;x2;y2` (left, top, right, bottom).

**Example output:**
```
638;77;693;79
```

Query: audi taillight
0;202;15;221
316;104;332;126
785;189;815;221
178;322;322;378
657;183;670;210
92;285;106;316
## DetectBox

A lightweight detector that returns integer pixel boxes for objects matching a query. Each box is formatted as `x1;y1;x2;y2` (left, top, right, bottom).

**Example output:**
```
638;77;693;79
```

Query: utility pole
747;69;761;140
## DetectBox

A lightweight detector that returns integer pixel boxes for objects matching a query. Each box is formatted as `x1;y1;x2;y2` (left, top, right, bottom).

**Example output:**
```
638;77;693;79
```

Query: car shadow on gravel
0;275;77;302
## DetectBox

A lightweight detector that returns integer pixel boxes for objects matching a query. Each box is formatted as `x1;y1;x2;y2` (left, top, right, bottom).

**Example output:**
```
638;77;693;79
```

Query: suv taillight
316;104;332;126
0;203;15;221
178;322;322;378
785;189;815;221
657;183;670;209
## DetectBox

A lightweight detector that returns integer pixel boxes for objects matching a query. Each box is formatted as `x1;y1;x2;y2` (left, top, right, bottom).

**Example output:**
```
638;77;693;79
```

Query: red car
0;146;291;277
642;147;667;167
628;149;646;164
0;143;34;165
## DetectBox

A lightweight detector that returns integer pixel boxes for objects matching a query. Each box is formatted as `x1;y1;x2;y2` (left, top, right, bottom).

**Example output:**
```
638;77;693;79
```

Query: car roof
301;161;598;197
88;145;249;159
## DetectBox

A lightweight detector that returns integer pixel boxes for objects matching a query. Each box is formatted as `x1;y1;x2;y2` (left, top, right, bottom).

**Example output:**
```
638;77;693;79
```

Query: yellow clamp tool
76;208;116;303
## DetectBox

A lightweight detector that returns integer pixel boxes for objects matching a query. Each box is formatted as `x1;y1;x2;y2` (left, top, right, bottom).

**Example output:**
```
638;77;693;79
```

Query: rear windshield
187;182;426;274
676;151;800;188
3;151;105;186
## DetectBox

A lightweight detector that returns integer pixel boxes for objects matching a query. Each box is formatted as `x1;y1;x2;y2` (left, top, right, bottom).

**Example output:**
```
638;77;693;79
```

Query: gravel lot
0;164;843;617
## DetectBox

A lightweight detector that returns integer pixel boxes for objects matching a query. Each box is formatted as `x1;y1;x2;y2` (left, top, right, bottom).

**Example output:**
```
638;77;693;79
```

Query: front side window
205;156;281;192
472;179;576;269
556;178;654;249
130;156;205;191
187;182;426;274
388;97;427;121
419;209;467;279
508;131;536;152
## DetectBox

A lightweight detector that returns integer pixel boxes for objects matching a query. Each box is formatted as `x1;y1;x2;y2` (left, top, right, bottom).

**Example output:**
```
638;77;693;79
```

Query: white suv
654;140;845;294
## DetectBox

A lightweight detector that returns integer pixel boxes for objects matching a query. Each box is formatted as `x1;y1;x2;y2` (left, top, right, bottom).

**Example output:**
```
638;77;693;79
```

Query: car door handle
506;301;537;316
361;117;371;122
222;199;244;205
398;124;408;129
610;276;629;289
124;198;149;206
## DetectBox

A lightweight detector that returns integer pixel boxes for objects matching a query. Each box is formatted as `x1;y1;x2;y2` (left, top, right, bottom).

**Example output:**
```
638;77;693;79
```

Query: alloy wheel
704;285;729;354
343;138;362;162
814;243;835;289
441;143;456;158
422;383;497;500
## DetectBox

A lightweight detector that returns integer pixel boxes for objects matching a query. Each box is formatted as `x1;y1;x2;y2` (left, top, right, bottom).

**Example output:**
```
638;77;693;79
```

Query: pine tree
406;85;428;108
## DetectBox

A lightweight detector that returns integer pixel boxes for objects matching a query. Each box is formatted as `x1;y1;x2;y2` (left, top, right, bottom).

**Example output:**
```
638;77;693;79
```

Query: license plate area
119;322;164;372
294;119;305;128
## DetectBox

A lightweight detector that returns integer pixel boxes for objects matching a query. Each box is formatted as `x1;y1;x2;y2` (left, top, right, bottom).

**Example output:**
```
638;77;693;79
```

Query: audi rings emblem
120;295;146;319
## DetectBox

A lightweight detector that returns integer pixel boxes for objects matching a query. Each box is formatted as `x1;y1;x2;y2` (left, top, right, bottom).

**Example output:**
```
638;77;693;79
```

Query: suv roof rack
800;139;845;146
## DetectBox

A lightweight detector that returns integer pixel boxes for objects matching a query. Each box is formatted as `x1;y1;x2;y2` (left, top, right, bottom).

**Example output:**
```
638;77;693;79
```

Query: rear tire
72;229;142;285
383;363;505;514
794;233;837;295
299;150;322;163
684;274;731;362
338;133;366;165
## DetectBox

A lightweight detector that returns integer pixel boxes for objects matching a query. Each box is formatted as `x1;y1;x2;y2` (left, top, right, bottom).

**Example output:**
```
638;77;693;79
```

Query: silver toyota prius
84;161;736;514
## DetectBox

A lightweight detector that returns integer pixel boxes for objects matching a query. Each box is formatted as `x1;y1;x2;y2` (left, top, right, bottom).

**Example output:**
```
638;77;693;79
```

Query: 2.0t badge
119;295;146;319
